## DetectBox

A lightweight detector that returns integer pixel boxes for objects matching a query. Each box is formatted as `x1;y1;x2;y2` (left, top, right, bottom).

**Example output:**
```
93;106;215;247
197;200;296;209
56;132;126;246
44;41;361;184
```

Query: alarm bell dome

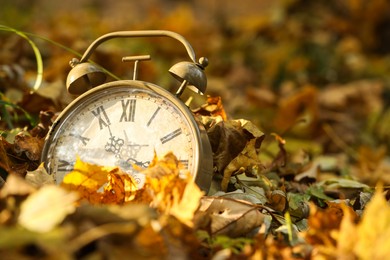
66;62;106;95
169;58;208;95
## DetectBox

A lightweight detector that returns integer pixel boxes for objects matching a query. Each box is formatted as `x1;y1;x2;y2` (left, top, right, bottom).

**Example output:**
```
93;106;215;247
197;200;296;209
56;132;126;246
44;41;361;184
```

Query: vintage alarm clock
41;30;213;192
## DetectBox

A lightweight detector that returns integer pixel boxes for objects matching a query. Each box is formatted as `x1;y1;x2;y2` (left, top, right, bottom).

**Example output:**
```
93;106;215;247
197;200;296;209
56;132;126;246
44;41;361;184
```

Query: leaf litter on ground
1;1;390;258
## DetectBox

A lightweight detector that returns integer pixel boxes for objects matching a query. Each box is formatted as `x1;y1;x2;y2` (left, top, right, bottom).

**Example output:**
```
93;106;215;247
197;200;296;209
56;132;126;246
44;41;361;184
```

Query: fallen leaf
206;119;265;191
193;95;228;121
353;186;390;259
305;201;357;248
222;137;264;191
61;158;110;204
18;185;78;233
169;177;204;227
61;157;137;204
0;173;36;198
101;169;138;204
196;196;265;237
139;152;202;226
25;163;55;188
13;132;44;161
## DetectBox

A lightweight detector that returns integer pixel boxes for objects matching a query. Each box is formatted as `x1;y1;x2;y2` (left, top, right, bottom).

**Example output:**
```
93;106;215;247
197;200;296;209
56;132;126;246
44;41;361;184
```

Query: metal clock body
40;30;213;192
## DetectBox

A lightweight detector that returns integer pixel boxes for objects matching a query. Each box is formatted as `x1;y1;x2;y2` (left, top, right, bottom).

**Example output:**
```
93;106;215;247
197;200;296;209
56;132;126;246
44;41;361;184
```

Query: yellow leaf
61;157;138;204
170;177;204;227
140;152;202;226
333;204;358;259
354;186;390;259
102;169;138;204
61;157;108;200
331;186;390;259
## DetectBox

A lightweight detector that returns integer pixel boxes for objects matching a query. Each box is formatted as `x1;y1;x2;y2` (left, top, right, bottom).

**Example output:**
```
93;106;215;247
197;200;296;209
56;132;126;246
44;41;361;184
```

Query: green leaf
318;178;370;190
306;185;334;202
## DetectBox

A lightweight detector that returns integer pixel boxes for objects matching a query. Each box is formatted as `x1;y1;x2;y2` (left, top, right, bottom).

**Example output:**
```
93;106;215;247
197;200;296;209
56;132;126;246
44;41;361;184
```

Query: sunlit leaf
18;185;78;233
353;186;390;259
61;157;137;204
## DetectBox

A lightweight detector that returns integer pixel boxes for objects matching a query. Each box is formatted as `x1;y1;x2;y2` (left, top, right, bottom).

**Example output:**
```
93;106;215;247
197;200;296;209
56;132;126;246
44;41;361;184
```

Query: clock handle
78;30;197;63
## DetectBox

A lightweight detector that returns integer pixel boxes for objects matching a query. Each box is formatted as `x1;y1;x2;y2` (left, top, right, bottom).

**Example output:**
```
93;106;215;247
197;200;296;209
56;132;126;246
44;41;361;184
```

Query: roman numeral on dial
57;160;73;172
69;133;90;145
179;160;189;168
160;128;182;144
120;99;136;122
91;105;111;130
147;107;161;127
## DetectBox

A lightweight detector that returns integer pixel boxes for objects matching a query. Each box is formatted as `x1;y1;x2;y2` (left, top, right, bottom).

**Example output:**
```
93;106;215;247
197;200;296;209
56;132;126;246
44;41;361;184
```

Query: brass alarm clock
41;30;213;192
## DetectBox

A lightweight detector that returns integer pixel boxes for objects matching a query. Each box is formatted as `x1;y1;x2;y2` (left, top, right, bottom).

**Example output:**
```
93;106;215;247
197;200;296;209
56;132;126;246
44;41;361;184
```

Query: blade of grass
0;25;43;92
0;99;35;128
1;25;125;86
22;31;121;81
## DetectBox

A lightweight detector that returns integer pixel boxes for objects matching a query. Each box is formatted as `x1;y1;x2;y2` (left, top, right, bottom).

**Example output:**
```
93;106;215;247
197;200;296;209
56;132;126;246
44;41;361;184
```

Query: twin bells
65;30;208;98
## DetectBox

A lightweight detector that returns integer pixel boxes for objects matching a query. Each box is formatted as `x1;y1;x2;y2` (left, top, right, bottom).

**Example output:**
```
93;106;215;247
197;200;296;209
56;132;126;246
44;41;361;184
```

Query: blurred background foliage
1;0;390;155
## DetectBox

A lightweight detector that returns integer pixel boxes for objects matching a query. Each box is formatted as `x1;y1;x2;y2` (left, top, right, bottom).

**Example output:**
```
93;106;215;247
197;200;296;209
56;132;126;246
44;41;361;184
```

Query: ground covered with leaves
1;0;390;259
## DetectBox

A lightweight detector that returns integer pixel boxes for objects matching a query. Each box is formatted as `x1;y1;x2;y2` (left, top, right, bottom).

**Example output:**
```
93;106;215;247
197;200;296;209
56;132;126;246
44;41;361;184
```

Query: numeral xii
120;99;136;122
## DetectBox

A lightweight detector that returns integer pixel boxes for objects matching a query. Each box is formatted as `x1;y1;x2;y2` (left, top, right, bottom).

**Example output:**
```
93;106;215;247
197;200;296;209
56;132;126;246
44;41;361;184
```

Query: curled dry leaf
0;136;29;176
207;120;249;174
13;133;44;161
222;136;265;191
193;96;228;123
195;196;265;237
208;119;265;191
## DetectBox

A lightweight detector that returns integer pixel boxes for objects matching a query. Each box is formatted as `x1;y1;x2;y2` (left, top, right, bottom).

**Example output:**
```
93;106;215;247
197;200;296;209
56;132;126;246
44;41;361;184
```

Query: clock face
43;81;200;186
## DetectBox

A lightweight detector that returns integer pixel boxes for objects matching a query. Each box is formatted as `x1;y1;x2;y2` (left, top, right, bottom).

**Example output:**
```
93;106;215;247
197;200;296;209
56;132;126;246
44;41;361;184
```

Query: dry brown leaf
13;133;44;161
273;85;319;137
207;119;265;191
0;136;29;176
221;137;264;191
193;96;228;121
196;196;264;237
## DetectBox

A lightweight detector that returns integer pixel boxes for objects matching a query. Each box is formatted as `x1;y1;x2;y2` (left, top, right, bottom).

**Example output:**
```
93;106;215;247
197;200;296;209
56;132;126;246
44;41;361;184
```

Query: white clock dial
43;81;201;186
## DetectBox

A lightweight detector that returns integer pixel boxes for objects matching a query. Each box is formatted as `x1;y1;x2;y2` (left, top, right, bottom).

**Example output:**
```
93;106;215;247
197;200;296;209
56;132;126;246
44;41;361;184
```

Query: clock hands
126;158;150;168
104;129;150;170
105;135;125;156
